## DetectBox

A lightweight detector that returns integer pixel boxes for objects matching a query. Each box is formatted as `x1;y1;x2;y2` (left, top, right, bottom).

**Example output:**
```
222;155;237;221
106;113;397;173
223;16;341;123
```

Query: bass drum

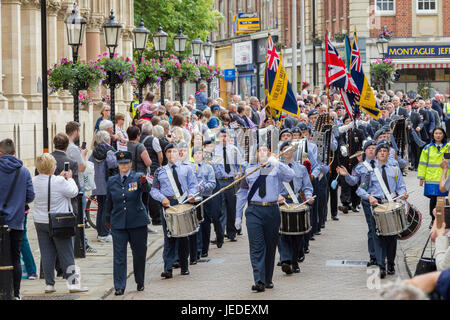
398;201;422;240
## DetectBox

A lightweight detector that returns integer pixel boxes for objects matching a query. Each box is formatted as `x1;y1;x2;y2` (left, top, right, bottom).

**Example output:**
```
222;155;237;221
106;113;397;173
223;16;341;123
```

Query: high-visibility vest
445;103;450;119
130;100;139;118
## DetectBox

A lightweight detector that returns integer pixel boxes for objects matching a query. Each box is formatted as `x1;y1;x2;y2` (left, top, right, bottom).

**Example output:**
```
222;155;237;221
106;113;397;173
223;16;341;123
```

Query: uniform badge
128;182;138;191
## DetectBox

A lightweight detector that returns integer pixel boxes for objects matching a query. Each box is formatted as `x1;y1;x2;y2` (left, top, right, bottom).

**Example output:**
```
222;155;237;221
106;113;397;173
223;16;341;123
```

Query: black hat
363;140;377;151
279;128;292;138
335;105;344;110
376;140;390;155
280;141;291;152
116;151;132;163
308;109;319;117
297;123;308;131
219;128;227;134
203;140;213;146
164;143;176;153
291;127;301;134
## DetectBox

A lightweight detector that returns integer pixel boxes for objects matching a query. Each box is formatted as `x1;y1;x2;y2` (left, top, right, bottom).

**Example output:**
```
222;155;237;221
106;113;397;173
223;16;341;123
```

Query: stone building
0;0;135;167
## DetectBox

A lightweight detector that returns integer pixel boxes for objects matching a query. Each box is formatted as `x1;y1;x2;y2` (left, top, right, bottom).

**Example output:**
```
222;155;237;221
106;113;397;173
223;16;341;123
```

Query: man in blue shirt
195;83;209;111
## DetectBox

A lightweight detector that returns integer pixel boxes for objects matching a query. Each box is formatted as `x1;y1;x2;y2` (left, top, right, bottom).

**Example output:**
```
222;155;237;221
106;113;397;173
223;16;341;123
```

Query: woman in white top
114;113;129;151
32;153;88;294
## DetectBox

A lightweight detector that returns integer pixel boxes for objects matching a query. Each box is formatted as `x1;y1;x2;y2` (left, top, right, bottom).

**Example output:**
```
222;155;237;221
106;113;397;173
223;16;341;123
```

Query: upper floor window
375;0;395;13
417;0;437;14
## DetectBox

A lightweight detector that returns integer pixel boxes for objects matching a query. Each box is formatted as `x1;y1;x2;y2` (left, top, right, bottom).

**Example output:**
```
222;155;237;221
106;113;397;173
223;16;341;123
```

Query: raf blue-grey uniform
278;161;313;270
150;163;198;273
356;160;406;269
236;162;295;287
105;169;150;291
345;157;378;262
193;161;218;256
213;143;244;240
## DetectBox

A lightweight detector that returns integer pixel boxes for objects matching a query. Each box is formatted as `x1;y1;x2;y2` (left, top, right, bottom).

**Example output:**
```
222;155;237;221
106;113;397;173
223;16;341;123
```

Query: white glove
268;156;279;167
235;217;242;231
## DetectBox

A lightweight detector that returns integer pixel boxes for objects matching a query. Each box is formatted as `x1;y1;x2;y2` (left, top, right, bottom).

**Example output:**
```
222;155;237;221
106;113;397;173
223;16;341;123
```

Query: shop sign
233;13;260;34
387;45;450;58
234;41;253;66
223;69;236;81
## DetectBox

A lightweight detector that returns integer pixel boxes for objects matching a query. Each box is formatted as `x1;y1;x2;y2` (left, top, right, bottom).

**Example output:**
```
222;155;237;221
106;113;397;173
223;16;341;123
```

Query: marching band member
192;146;217;258
356;141;408;278
235;144;295;292
337;140;379;267
150;143;198;278
105;151;150;296
278;141;314;274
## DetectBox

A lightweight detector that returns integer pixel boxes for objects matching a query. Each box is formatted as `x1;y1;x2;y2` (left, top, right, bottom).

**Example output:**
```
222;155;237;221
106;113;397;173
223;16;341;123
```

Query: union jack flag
325;30;360;95
266;36;280;72
351;38;362;73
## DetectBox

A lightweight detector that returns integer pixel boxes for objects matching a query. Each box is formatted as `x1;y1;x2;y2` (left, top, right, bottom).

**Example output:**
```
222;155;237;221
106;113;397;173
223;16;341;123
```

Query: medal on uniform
128;182;138;191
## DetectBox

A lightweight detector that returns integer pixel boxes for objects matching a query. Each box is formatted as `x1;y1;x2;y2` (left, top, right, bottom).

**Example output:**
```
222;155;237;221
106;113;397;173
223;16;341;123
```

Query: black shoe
338;205;349;214
152;220;162;226
161;270;173;279
314;231;321;235
305;248;310;254
310;236;316;241
281;262;293;275
190;260;197;265
408;166;414;171
237;229;243;235
217;242;223;248
380;267;386;279
387;264;395;275
367;258;378;267
114;289;125;296
251;282;265;292
277;261;282;266
137;284;144;291
293;266;300;273
332;216;339;221
351;206;359;212
265;282;274;289
181;270;190;275
229;237;237;242
201;251;208;258
173;261;180;269
321;224;325;229
210;239;218;244
297;256;305;263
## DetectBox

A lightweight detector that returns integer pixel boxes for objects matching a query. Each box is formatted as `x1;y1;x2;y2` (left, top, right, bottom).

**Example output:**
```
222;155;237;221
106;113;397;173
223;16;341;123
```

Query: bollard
0;226;14;300
73;193;86;258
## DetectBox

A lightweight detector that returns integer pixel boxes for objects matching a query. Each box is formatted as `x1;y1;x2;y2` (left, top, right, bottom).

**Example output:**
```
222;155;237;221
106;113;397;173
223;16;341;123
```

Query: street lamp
102;9;123;132
191;36;203;92
132;17;150;103
153;24;168;105
376;33;390;90
203;36;214;96
174;26;187;105
65;2;87;124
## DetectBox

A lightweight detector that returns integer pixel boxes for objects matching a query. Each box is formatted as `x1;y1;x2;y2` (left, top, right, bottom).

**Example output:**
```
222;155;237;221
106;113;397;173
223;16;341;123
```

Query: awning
391;58;450;70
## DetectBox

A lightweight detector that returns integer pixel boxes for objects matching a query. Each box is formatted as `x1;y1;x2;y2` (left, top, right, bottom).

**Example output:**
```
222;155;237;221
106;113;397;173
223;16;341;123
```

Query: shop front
387;44;450;95
234;40;257;99
215;45;235;105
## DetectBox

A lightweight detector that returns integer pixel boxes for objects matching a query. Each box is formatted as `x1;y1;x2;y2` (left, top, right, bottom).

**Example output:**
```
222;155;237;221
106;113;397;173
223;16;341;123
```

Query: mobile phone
64;162;69;172
81;142;87;150
444;153;450;160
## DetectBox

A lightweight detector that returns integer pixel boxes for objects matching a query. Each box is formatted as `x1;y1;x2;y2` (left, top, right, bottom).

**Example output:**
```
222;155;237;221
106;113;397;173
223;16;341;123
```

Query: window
417;0;437;13
375;0;395;12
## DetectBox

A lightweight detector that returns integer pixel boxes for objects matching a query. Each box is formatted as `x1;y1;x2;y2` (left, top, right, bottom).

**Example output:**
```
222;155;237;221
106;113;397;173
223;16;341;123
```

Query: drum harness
164;165;187;204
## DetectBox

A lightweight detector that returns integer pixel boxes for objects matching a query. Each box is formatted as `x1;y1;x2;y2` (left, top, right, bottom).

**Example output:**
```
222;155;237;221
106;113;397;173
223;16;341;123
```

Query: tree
134;0;223;60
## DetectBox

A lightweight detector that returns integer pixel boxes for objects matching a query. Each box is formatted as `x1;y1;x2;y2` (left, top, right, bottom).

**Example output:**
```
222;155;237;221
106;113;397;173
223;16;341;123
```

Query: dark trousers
410;141;422;169
361;200;377;260
429;195;437;222
96;195;109;237
377;235;397;268
328;170;338;217
317;175;328;228
278;234;303;268
9;229;23;297
309;177;319;236
218;179;237;239
201;199;223;254
111;226;148;290
245;204;280;285
148;195;162;224
161;199;189;272
188;234;197;263
445;121;450;138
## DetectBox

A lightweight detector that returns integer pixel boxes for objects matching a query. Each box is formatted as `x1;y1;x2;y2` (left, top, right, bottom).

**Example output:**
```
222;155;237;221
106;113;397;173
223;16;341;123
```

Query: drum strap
373;167;393;202
282;182;300;204
164;165;187;203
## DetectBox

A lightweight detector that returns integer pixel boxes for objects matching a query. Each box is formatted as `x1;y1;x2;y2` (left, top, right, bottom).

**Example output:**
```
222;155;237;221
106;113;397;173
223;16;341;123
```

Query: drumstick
392;190;415;202
349;151;363;159
298;195;316;207
282;201;290;208
181;192;200;205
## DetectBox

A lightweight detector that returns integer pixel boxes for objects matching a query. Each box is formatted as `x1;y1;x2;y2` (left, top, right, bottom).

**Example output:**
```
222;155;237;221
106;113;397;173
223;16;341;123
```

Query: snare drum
279;204;311;235
373;202;408;236
164;204;199;238
193;196;204;224
398;202;422;240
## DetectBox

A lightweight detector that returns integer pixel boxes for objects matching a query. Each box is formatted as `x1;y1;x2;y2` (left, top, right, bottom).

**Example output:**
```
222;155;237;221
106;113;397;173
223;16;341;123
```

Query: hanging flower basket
134;57;162;88
334;32;346;43
74;61;104;91
159;55;181;81
95;53;135;88
179;57;200;83
47;57;75;94
379;29;393;40
313;37;322;46
370;58;396;91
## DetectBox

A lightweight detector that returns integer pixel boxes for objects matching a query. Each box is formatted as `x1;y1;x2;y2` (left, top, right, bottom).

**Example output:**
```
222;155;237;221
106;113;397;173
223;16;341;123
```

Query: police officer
129;92;140;125
337;140;379;267
235;144;295;292
278;141;314;274
192;147;217;257
105;151;150;296
150;144;198;278
356;141;408;278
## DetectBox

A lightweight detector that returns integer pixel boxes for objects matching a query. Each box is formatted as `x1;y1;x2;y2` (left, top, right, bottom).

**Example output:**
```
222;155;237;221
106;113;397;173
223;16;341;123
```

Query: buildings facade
0;0;134;167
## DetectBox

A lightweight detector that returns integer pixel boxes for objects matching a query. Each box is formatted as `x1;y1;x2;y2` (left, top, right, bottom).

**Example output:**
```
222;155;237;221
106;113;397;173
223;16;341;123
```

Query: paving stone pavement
108;173;430;300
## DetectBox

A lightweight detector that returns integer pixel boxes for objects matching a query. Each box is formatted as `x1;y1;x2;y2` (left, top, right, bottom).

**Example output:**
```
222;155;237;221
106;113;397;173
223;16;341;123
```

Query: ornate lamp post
64;2;87;124
203;36;214;96
191;36;203;92
102;9;123;132
132;17;150;103
376;30;390;90
174;26;187;105
153;24;168;105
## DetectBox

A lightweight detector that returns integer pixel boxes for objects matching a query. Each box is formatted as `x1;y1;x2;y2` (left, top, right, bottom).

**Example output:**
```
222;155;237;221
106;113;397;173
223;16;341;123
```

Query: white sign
234;41;253;66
